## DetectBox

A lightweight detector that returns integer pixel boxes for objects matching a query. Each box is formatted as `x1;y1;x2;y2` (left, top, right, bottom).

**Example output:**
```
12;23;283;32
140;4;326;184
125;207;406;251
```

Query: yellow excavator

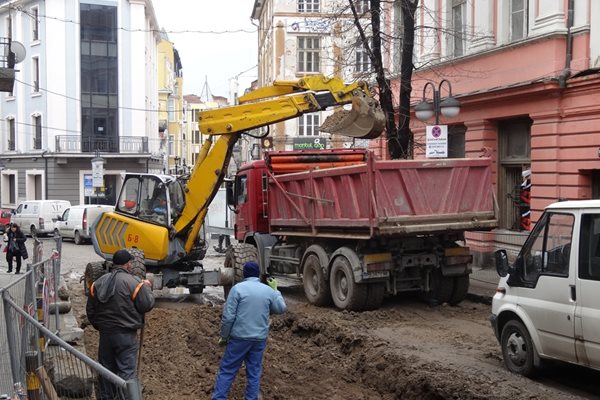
88;75;385;293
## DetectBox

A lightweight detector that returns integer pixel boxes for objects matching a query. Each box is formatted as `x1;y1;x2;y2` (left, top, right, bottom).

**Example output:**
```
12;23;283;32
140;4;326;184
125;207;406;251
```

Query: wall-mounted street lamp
415;79;461;124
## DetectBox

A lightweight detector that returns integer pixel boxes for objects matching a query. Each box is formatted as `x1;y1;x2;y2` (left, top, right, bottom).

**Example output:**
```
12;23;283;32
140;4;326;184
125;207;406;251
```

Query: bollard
25;352;42;400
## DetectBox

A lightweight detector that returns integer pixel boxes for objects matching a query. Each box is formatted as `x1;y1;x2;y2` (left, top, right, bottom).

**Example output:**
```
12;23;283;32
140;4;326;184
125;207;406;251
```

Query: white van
54;205;114;245
11;200;71;236
491;200;600;377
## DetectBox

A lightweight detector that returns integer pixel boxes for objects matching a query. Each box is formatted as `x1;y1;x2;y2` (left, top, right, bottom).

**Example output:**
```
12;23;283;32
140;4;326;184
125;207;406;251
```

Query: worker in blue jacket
212;261;287;400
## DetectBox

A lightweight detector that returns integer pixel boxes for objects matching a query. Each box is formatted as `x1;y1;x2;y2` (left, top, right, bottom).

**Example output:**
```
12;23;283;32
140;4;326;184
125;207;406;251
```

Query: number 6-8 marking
127;234;140;243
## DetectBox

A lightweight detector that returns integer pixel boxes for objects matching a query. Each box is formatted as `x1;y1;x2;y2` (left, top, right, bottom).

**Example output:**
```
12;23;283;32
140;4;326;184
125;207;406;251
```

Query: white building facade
0;0;162;208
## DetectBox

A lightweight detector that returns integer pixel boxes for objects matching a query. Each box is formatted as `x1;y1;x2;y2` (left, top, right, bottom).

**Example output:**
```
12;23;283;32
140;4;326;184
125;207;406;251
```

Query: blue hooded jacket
220;277;287;340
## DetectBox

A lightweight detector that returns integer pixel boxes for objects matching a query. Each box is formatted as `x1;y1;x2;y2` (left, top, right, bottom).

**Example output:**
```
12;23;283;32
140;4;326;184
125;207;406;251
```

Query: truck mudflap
329;247;393;283
442;247;473;277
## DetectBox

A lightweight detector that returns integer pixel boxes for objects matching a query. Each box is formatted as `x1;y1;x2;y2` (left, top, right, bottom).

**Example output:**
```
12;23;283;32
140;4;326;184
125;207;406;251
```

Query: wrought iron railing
55;135;149;153
7;139;15;151
33;137;42;150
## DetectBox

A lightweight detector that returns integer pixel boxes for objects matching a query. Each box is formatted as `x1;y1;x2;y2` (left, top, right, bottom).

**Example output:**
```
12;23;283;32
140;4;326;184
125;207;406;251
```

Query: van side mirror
495;249;512;277
225;179;235;207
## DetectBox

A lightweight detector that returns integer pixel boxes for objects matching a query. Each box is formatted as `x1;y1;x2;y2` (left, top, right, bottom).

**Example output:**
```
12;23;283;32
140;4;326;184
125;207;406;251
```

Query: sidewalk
468;267;499;304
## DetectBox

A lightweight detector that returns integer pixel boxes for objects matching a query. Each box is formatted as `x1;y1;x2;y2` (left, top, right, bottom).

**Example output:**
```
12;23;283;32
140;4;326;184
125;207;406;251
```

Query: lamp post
91;150;105;205
174;156;180;175
415;80;461;124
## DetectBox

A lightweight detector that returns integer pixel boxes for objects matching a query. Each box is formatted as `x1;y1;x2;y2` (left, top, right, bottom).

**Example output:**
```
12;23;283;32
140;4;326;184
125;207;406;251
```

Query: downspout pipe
559;0;575;89
41;150;49;199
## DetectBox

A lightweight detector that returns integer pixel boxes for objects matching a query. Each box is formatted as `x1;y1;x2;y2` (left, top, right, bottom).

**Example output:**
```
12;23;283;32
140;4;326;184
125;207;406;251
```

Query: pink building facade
377;0;600;262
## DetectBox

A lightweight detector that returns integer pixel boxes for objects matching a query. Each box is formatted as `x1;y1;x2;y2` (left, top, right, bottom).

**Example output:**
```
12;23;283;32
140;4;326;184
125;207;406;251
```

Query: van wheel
74;231;83;245
501;320;537;377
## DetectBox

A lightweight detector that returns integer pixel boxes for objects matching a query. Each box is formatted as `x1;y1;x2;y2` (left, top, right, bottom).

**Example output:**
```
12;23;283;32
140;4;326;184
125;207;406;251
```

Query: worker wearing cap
212;261;287;400
86;249;155;399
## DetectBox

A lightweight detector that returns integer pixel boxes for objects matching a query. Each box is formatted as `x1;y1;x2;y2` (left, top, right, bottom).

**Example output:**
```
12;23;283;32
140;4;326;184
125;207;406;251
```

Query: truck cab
491;200;600;376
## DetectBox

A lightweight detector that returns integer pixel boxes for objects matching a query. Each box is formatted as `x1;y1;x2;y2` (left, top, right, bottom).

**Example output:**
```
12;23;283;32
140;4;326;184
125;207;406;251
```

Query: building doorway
498;118;531;230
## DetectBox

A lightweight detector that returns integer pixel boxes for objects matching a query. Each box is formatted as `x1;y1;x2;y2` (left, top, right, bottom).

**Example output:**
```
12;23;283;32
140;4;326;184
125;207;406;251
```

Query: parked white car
491;200;600;377
11;200;71;236
54;205;114;245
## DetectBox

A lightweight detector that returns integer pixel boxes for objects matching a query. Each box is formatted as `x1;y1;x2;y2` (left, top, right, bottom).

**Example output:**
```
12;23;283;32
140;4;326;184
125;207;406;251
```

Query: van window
62;209;70;221
15;204;22;214
579;214;600;281
521;212;573;282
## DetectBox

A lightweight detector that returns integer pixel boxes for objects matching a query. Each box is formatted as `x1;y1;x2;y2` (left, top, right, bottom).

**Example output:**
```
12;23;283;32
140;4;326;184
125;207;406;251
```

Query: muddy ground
67;277;600;400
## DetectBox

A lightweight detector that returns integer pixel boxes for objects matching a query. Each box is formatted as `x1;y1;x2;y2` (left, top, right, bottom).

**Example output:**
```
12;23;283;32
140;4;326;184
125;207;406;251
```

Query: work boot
7;269;12;273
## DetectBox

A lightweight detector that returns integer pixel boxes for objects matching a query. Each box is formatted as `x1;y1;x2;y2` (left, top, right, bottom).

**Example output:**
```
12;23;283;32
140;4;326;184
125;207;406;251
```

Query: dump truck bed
267;155;497;239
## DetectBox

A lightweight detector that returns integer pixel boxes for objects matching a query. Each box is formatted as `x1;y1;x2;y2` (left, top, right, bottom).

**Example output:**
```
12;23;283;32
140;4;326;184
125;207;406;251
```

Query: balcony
55;135;149;153
0;37;15;93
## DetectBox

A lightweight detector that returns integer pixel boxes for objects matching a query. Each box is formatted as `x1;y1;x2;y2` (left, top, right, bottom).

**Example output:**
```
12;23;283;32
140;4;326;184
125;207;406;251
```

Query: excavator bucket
320;93;386;139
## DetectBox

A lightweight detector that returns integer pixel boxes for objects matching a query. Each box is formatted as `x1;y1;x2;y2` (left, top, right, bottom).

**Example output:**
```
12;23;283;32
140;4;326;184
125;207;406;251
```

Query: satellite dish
10;41;26;64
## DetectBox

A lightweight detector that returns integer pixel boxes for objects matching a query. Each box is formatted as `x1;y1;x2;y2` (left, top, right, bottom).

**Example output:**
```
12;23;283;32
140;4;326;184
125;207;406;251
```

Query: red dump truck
224;148;497;311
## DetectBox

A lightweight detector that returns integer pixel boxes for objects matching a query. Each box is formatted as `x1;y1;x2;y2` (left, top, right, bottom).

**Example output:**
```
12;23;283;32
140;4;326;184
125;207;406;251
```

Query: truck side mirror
225;179;235;207
495;249;511;277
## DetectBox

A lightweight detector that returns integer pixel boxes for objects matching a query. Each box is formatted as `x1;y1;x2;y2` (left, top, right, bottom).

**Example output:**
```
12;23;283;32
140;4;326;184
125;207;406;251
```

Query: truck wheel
74;231;83;245
127;248;146;279
223;243;258;299
448;275;469;305
84;262;108;296
364;283;385;310
302;254;332;306
421;269;454;305
329;256;367;311
501;320;537;377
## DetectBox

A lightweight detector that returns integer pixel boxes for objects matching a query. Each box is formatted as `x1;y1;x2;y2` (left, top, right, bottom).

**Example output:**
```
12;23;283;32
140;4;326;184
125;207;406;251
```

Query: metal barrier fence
0;237;141;399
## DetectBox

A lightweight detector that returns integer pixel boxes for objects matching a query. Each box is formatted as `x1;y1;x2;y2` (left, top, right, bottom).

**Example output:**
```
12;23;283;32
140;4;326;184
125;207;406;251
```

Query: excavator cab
116;174;185;227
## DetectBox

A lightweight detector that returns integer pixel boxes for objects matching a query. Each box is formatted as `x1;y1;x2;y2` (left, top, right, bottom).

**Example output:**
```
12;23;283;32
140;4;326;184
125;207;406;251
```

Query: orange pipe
268;154;365;164
271;161;364;173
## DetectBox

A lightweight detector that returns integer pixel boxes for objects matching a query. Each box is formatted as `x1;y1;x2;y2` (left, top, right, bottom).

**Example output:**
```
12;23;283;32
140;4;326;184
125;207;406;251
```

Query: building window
33;115;42;149
298;113;320;136
168;98;175;122
32;56;39;92
7;117;15;150
31;7;39;41
510;0;527;41
5;15;11;38
1;172;17;205
298;0;319;13
354;0;369;14
80;4;118;153
297;37;320;73
355;38;371;73
448;124;466;158
392;1;403;74
450;0;466;57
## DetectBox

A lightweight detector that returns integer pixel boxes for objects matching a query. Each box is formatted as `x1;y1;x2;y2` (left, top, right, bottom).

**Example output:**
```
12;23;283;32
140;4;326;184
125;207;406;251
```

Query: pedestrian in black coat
5;223;28;274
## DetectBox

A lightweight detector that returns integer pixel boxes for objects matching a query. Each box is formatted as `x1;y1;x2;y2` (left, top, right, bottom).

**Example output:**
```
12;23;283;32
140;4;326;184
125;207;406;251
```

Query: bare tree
347;0;418;159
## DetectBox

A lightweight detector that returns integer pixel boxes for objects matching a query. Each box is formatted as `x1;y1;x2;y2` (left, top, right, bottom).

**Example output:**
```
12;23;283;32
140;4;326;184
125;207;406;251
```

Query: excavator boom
92;74;385;270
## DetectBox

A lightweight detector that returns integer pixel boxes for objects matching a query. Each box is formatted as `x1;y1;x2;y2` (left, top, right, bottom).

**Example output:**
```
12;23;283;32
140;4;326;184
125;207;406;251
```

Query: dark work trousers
6;250;22;273
97;331;139;400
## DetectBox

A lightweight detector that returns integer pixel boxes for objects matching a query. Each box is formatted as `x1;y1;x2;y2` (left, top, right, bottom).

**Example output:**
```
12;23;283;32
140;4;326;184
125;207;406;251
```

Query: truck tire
448;275;469;305
421;268;454;305
127;248;146;279
223;243;258;299
302;254;332;306
364;283;385;310
84;262;108;296
329;256;368;311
